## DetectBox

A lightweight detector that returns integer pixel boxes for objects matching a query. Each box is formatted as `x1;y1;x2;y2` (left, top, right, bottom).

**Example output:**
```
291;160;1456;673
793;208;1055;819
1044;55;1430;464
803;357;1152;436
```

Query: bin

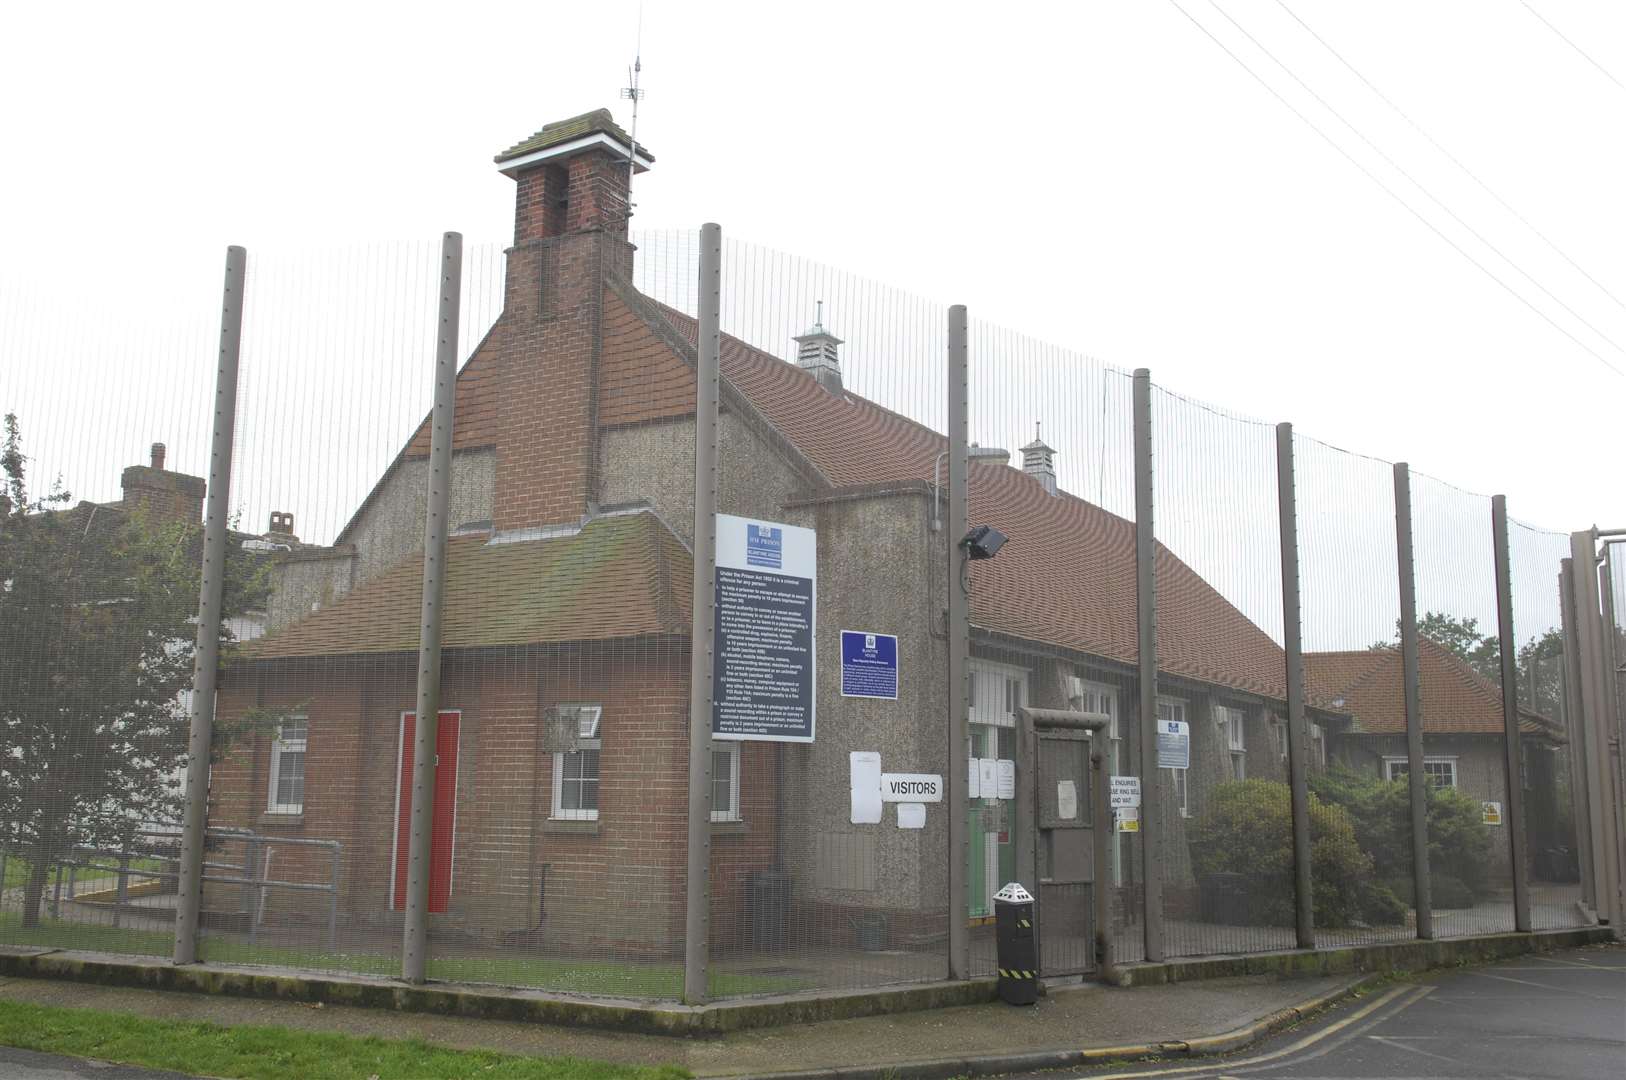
994;882;1038;1005
747;869;790;950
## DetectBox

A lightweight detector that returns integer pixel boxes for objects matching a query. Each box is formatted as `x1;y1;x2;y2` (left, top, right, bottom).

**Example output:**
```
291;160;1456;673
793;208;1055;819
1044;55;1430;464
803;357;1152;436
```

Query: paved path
1050;944;1625;1080
0;1045;194;1079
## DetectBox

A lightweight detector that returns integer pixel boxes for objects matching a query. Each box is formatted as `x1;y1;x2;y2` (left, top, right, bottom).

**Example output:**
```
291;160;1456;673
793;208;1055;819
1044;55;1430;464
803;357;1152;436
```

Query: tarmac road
1063;945;1625;1080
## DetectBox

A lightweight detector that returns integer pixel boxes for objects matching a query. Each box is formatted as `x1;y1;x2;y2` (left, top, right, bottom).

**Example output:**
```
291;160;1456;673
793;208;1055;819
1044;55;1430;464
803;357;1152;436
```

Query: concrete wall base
1105;926;1614;987
0;925;1609;1035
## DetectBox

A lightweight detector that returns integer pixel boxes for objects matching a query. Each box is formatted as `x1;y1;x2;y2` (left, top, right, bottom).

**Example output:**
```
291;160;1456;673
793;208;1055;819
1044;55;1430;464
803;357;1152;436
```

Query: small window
1157;698;1190;815
267;716;308;814
1273;717;1289;763
552;704;603;820
1216;706;1246;781
1171;765;1190;817
711;741;741;822
1384;756;1457;789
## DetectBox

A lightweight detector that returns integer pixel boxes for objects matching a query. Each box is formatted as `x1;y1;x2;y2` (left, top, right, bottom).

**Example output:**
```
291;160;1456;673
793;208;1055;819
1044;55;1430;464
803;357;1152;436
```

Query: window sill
543;818;601;836
258;812;304;827
710;819;747;835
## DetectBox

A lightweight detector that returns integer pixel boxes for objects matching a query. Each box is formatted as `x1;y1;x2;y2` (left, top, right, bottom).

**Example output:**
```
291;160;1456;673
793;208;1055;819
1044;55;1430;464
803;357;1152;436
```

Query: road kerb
711;974;1382;1080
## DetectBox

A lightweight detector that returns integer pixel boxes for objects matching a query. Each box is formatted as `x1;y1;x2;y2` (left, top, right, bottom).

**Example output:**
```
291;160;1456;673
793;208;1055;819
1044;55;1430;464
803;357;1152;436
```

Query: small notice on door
1109;776;1141;808
1481;801;1503;826
850;751;882;824
979;758;999;798
1117;806;1140;832
996;759;1016;800
1057;779;1078;821
896;802;926;829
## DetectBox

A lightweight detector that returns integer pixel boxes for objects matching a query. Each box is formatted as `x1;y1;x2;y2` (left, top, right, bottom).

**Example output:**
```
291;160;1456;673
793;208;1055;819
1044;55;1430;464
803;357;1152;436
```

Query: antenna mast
619;4;646;216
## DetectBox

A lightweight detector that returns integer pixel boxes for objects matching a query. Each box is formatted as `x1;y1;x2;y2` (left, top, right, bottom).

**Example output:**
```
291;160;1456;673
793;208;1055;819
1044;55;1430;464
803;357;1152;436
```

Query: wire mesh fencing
0;217;1612;1004
1509;520;1589;930
1407;473;1515;939
0;260;219;961
1293;436;1418;949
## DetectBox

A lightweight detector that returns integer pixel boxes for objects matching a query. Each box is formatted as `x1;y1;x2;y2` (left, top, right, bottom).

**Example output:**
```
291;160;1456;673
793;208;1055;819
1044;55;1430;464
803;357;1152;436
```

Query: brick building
209;109;1345;965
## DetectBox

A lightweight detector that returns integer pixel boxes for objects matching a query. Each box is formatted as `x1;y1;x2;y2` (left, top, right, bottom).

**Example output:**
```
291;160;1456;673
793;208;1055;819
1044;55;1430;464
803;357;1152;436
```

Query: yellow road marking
1083;984;1421;1080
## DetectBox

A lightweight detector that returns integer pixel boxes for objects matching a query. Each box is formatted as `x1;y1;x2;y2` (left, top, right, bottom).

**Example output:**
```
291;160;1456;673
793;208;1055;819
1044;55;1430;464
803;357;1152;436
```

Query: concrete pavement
0;968;1370;1079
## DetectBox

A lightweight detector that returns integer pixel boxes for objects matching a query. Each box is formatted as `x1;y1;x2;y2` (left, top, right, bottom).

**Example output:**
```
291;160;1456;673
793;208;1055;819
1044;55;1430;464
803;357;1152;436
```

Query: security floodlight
961;524;1007;561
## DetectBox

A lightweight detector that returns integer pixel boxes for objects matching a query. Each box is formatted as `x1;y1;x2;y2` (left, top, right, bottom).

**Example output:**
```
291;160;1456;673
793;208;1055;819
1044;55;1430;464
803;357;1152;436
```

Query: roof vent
1021;423;1057;496
792;301;843;395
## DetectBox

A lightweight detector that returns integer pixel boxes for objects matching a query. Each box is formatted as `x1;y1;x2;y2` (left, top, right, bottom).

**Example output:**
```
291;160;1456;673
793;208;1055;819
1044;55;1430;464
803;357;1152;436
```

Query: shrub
1188;780;1403;928
1431;874;1475;909
1309;766;1493;903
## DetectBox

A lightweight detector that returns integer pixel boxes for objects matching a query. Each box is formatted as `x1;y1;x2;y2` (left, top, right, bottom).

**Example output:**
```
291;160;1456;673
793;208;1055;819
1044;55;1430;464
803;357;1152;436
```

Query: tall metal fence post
946;304;971;979
1133;368;1163;962
1569;532;1625;930
401;232;462;985
1490;496;1532;932
682;222;722;1004
1393;463;1432;939
173;245;247;966
1276;423;1314;950
1558;559;1596;910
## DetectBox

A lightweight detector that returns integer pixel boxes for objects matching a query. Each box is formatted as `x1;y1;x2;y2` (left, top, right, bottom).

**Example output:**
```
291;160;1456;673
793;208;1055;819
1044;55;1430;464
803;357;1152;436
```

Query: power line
1204;0;1623;358
1162;0;1622;378
1517;0;1626;94
1276;0;1626;315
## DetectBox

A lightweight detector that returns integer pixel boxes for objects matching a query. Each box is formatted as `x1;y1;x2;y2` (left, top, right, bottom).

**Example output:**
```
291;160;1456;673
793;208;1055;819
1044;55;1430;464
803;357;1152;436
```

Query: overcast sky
1;1;1620;642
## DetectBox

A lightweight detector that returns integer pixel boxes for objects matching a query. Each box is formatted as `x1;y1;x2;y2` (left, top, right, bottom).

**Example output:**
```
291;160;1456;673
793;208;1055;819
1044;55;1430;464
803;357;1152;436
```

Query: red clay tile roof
655;305;1288;701
1304;642;1559;740
245;512;690;660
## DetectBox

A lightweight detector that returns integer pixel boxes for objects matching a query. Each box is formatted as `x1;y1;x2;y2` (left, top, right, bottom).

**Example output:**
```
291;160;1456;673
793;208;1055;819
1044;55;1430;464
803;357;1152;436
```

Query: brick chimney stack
486;110;655;532
121;442;205;523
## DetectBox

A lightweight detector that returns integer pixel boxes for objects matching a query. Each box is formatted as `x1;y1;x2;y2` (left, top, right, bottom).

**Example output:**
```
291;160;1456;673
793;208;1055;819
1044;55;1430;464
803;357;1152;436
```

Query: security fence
0;222;1614;1007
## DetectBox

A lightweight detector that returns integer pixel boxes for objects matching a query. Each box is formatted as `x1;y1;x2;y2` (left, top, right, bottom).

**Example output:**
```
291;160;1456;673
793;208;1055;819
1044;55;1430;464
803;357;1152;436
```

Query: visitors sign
840;630;898;699
713;514;817;742
879;773;943;802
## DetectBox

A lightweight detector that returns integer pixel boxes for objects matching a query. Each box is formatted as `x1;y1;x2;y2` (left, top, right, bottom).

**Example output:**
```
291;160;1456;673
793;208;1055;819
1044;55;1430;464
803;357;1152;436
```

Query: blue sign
746;523;783;569
840;630;898;700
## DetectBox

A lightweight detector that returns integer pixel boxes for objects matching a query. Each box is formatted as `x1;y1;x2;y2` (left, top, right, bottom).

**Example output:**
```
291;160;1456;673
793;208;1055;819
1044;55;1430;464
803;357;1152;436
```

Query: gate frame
1017;707;1111;977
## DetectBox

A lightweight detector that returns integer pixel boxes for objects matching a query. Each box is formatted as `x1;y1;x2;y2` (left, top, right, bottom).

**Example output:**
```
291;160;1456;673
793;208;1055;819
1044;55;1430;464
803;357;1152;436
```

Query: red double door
392;711;460;913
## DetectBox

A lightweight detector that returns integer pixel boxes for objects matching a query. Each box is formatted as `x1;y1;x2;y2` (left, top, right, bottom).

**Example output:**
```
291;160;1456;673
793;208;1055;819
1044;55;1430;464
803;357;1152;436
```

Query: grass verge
0;999;690;1080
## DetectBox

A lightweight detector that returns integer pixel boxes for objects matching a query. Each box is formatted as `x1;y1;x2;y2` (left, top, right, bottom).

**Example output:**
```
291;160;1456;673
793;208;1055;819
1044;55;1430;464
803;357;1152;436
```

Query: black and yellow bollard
993;882;1038;1005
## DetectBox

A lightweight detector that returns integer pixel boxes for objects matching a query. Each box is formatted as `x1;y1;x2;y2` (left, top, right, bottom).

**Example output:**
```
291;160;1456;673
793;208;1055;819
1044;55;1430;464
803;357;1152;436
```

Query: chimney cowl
792;302;844;396
1020;425;1058;496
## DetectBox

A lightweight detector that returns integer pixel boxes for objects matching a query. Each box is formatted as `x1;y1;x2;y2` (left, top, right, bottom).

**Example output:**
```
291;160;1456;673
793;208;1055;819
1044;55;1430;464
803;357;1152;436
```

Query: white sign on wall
1109;776;1141;808
880;773;944;803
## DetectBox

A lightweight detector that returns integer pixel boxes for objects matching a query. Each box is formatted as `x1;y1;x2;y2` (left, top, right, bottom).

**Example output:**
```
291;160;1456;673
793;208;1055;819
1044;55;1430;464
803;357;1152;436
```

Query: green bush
1430;873;1475;909
1309;766;1493;903
1188;780;1404;928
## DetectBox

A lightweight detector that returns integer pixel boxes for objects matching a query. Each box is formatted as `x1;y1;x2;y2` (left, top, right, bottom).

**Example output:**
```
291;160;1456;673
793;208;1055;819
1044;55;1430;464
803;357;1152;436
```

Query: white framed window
1272;716;1289;763
1216;705;1246;781
267;716;308;814
1157;697;1190;816
1384;756;1457;789
551;704;602;821
711;741;741;822
970;660;1027;728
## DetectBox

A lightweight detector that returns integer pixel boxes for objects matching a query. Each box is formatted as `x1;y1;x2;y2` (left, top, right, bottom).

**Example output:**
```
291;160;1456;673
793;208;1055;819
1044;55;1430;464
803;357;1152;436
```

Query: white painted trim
496;132;653;177
266;715;308;815
709;740;741;823
550;703;603;822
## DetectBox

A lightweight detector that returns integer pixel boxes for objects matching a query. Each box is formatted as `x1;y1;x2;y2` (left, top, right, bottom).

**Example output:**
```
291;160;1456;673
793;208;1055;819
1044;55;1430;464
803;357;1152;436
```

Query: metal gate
1019;708;1108;977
